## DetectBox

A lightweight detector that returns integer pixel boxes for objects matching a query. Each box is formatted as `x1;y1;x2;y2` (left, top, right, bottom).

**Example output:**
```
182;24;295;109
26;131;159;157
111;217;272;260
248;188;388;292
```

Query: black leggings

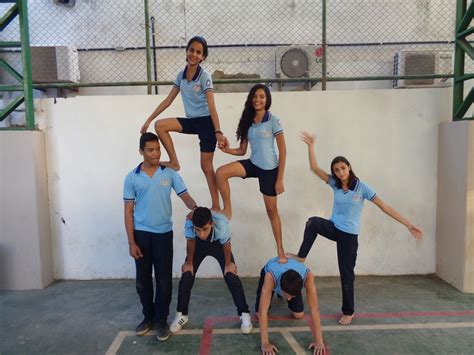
298;217;358;315
176;238;250;316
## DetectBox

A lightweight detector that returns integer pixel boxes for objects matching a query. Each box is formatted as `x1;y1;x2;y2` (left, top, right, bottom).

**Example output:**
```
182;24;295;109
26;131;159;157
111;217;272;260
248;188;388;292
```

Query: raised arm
304;272;326;354
300;131;329;183
140;87;180;134
371;196;423;239
259;273;278;355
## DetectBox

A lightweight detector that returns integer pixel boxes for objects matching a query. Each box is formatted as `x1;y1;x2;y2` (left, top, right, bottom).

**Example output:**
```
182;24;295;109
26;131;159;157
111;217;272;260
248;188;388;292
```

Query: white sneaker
240;312;253;334
170;312;189;333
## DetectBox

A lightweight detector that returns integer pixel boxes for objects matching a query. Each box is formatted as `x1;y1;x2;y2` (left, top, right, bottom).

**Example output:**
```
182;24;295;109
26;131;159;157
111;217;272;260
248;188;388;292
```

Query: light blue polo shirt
328;176;376;235
247;111;284;170
184;211;231;245
123;163;188;234
264;257;309;297
173;65;213;118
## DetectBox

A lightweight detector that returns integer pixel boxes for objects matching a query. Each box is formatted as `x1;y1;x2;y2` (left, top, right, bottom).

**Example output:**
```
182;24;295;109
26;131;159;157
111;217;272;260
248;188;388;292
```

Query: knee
136;280;150;293
292;312;304;319
201;161;214;174
224;272;239;285
181;271;195;282
154;120;166;134
216;166;229;180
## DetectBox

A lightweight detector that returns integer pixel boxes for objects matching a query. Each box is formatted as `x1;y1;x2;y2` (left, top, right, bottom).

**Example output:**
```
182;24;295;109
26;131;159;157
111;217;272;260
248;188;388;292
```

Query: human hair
280;270;303;296
186;36;209;60
192;207;213;228
139;132;159;150
236;84;272;141
330;156;358;189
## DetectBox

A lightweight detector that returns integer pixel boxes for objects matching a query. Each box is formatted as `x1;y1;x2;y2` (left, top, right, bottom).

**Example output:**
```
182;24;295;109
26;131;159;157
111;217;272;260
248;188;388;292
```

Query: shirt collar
182;65;202;81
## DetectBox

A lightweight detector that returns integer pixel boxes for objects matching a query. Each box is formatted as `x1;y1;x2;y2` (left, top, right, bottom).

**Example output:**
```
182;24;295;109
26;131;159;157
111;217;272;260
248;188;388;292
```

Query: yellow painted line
105;331;133;355
281;330;306;354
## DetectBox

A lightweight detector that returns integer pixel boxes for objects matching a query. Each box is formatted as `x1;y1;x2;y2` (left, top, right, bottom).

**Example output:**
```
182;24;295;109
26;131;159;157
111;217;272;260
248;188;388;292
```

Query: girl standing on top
217;84;287;263
140;36;227;209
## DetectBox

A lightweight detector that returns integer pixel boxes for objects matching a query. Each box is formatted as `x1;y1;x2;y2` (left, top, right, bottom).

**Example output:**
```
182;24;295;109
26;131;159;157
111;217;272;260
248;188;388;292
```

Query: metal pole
144;0;152;95
151;16;158;95
18;0;35;130
453;0;466;121
321;0;327;91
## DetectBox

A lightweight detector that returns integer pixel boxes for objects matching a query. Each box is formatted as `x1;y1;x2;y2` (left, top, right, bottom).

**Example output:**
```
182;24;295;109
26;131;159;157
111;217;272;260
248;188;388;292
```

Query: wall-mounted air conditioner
30;46;80;83
275;45;322;79
392;50;452;88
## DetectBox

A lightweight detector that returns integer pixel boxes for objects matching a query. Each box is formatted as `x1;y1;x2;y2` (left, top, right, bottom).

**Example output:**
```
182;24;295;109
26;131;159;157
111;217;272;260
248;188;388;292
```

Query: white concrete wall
36;88;450;279
0;131;53;289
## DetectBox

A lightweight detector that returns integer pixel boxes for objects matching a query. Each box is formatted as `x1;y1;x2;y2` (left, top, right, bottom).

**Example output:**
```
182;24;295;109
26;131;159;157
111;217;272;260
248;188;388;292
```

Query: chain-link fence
0;0;470;92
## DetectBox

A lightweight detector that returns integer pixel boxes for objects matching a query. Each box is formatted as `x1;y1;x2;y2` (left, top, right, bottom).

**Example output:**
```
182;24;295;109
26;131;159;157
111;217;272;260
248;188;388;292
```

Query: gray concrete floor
1;275;473;354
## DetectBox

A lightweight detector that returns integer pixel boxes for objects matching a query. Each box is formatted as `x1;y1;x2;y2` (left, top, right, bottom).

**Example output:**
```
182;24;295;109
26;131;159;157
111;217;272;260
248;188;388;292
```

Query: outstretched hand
408;225;423;240
140;120;152;135
299;131;315;146
261;343;278;355
308;341;326;355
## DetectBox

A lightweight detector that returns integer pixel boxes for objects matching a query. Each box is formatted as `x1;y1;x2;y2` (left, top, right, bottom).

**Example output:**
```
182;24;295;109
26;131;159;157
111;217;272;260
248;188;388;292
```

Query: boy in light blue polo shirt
255;257;326;354
169;207;252;335
123;133;197;342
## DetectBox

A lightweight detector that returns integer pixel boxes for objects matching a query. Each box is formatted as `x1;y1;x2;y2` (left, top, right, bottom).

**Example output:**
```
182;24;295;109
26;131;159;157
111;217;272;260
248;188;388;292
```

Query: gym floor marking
106;310;474;355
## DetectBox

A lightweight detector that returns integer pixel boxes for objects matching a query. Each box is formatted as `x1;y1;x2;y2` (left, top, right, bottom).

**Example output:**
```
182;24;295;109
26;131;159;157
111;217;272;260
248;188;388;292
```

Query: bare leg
216;161;246;219
155;118;182;171
262;195;287;263
200;152;220;210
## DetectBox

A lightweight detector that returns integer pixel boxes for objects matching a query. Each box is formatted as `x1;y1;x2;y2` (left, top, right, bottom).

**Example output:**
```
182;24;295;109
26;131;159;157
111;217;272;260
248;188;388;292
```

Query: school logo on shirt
205;79;211;88
258;129;273;138
352;194;362;201
160;178;171;186
193;84;202;92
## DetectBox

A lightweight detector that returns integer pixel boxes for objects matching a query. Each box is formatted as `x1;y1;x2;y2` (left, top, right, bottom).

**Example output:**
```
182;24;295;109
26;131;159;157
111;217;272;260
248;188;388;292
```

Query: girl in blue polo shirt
289;131;423;326
217;84;287;263
140;36;227;210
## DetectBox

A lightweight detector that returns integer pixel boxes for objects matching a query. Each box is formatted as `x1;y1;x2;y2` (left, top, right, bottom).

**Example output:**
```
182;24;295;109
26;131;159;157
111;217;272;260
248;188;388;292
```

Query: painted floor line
105;321;474;354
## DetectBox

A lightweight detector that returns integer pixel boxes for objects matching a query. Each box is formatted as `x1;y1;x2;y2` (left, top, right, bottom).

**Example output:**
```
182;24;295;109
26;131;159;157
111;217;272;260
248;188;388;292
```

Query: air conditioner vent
393;50;452;88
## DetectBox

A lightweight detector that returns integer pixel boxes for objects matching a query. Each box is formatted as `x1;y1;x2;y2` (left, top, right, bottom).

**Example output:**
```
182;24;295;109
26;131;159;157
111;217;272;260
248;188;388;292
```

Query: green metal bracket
0;94;24;121
0;0;35;129
453;0;474;121
0;3;18;31
454;87;474;119
0;58;23;82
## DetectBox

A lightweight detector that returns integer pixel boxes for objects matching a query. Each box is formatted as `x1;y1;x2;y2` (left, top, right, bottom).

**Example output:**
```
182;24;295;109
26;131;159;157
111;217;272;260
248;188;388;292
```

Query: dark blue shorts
238;159;278;197
177;116;216;153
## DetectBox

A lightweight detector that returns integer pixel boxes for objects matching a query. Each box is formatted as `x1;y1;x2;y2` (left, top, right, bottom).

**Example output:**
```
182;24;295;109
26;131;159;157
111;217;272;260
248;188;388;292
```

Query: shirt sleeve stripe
177;189;188;196
123;198;135;201
221;238;231;245
273;130;284;136
370;193;377;201
203;87;214;93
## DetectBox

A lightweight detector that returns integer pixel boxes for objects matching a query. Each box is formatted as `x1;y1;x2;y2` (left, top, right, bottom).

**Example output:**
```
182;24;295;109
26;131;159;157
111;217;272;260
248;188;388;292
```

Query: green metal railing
0;0;34;130
0;0;472;128
453;0;473;121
